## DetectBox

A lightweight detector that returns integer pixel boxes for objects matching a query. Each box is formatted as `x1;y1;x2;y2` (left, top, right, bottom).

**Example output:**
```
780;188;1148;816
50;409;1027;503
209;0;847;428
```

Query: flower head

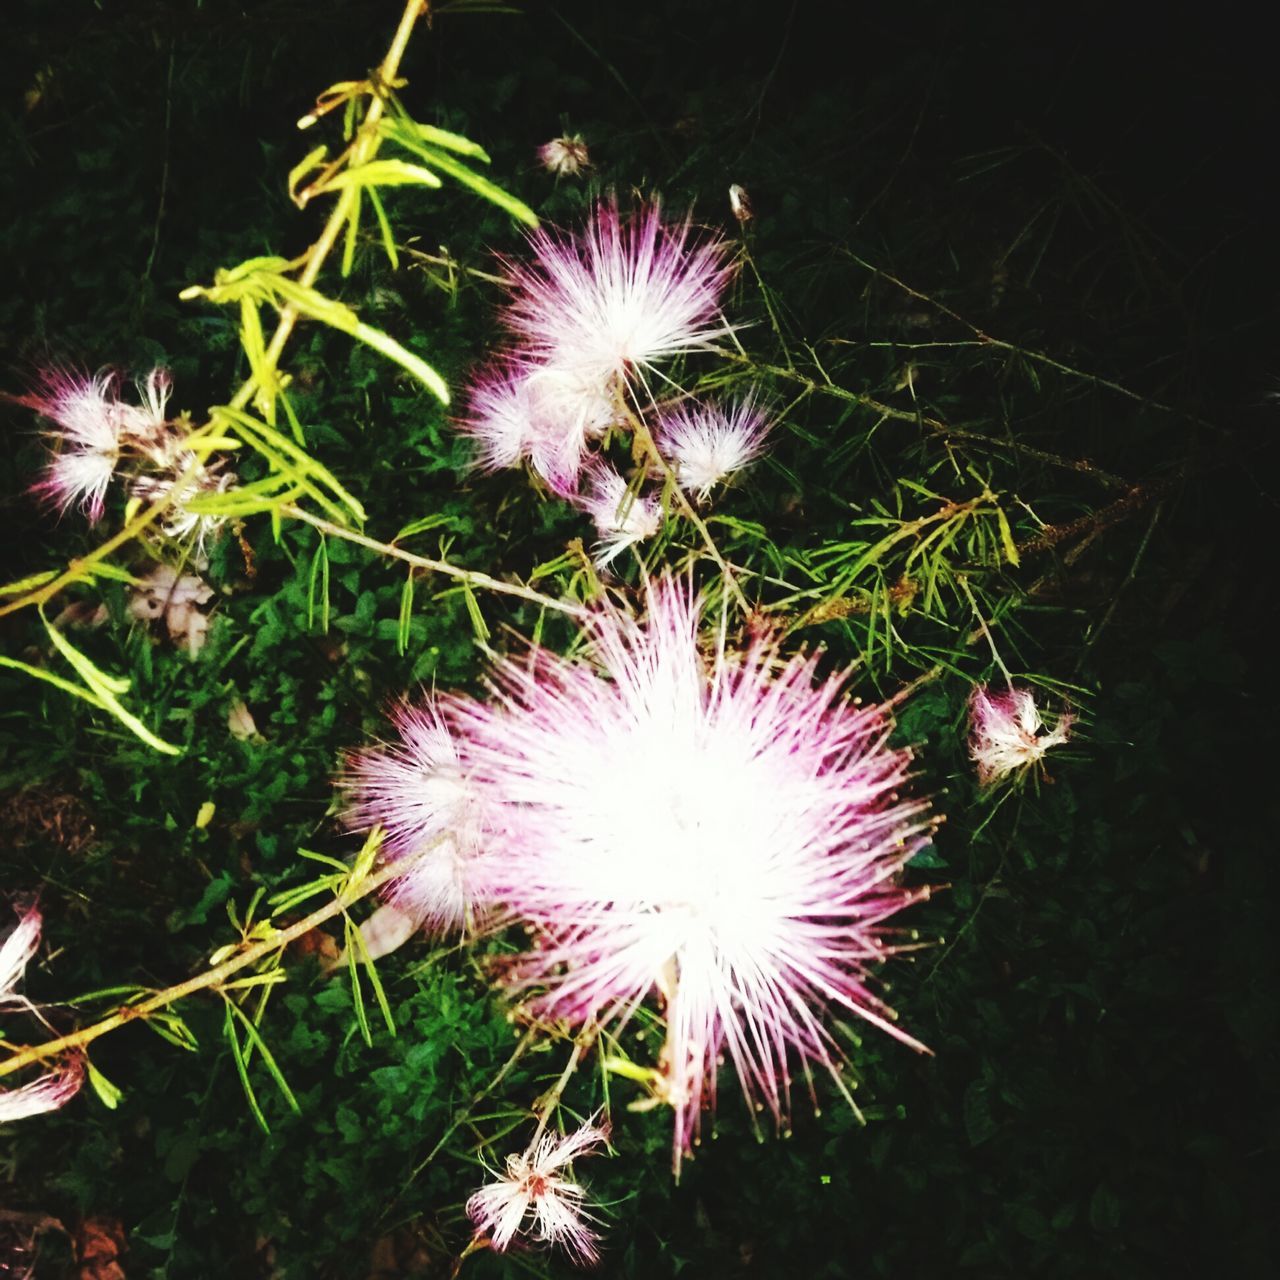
461;361;616;496
579;465;661;568
538;134;591;177
500;200;738;389
0;1059;84;1124
466;1120;608;1263
656;393;773;500
22;369;126;522
968;684;1073;785
345;698;488;932
454;579;935;1166
1;904;41;1007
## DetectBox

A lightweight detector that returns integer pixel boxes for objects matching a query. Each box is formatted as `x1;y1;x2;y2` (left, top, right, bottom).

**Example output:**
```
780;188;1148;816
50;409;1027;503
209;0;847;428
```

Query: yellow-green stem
282;505;589;619
0;862;401;1079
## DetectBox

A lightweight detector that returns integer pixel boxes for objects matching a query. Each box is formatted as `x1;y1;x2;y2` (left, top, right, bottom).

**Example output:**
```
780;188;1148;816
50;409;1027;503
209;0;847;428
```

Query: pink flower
0;1059;84;1124
466;1120;608;1263
968;685;1073;785
1;904;41;1008
344;699;488;932
500;200;738;390
454;579;935;1167
538;134;591;177
461;360;616;496
578;464;662;568
655;392;773;501
21;369;126;522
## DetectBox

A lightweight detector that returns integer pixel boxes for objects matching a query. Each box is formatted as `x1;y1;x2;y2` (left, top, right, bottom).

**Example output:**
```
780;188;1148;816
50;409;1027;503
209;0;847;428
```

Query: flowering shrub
1;3;1257;1278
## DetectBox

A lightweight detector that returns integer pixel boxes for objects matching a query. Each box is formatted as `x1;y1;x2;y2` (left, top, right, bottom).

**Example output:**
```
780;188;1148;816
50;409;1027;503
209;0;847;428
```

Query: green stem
282;505;589;620
0;862;400;1079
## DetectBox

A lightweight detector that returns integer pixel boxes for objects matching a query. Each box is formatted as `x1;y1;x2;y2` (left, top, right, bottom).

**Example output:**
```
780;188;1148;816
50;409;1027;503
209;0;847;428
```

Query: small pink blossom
21;369;126;522
500;200;738;389
538;134;591;177
461;361;616;496
345;699;488;932
655;393;773;501
1;904;41;1007
0;1059;84;1124
453;579;935;1168
968;684;1073;785
466;1120;608;1263
579;465;661;568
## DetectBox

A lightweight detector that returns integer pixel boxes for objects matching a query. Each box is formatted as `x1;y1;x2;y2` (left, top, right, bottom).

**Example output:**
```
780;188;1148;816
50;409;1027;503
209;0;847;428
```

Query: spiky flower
461;361;616;495
656;393;773;501
466;1120;608;1263
968;684;1073;785
500;200;738;389
538;134;591;177
455;580;935;1166
0;1059;84;1124
0;904;41;1008
21;369;127;522
345;699;488;932
579;465;662;568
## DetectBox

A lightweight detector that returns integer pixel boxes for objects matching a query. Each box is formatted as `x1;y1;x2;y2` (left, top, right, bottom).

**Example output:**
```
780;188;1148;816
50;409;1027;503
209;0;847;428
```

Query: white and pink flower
655;392;773;500
968;684;1073;785
578;464;662;568
537;134;591;178
500;200;738;390
466;1120;608;1263
344;698;489;933
452;579;934;1167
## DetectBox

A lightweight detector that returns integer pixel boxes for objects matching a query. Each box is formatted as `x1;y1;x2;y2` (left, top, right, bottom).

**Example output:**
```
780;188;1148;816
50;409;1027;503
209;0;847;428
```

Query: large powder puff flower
454;580;935;1166
968;684;1073;785
344;699;488;932
656;392;773;501
466;1120;608;1263
500;200;738;389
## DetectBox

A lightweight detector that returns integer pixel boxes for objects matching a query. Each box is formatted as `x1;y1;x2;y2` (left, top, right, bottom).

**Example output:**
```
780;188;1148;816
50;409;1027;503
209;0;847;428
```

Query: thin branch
282;505;589;620
0;862;401;1079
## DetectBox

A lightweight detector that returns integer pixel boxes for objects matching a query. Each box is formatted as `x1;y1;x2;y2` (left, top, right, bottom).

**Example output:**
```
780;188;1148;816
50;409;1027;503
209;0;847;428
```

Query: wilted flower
655;392;773;500
454;579;935;1166
129;454;236;558
968;684;1073;785
579;465;662;568
0;1059;84;1124
466;1120;608;1263
127;564;215;655
1;903;41;1008
345;698;488;932
500;200;738;390
728;183;753;225
538;134;591;177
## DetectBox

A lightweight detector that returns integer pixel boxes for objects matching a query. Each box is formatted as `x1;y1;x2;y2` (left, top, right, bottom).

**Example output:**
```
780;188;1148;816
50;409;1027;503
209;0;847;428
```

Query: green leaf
321;158;444;191
86;1060;124;1110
